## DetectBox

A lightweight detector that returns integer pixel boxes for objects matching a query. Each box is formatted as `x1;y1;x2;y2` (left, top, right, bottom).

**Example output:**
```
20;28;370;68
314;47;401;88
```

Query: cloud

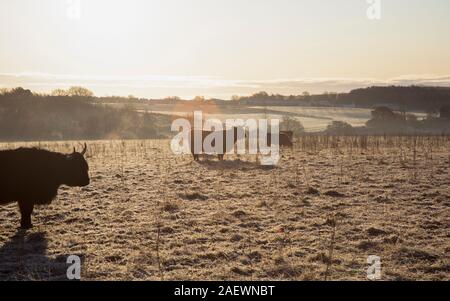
1;73;450;98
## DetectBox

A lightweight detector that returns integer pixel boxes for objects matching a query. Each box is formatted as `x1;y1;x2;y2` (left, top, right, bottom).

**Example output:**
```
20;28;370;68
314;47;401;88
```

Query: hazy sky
1;0;450;98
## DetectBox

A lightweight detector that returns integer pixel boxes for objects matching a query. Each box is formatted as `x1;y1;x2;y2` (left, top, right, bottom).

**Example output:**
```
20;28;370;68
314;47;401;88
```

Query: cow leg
218;154;224;161
18;201;34;229
193;154;199;161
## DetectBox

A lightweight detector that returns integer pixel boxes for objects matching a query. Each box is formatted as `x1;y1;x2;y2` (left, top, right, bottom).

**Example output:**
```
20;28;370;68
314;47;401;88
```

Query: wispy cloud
1;73;450;98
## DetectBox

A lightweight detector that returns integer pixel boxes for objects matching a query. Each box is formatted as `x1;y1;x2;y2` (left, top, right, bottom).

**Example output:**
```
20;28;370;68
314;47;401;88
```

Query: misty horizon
2;73;450;99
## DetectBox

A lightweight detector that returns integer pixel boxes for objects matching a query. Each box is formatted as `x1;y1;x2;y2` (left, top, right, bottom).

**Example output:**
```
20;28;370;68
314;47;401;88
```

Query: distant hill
68;85;450;112
333;86;450;111
234;86;450;112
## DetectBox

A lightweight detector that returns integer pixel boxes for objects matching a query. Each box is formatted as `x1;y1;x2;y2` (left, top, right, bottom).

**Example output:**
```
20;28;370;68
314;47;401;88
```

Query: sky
1;0;450;99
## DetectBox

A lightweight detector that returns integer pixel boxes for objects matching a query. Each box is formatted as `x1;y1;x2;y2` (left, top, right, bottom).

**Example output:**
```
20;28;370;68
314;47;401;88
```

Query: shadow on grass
0;230;83;281
196;158;277;171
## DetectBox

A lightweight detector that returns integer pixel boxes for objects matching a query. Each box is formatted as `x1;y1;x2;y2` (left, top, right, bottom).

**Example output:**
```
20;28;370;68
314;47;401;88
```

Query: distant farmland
106;102;426;132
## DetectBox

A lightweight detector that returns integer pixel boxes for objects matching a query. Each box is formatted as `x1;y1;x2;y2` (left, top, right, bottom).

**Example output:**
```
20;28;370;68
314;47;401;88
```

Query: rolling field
0;137;449;280
119;103;377;132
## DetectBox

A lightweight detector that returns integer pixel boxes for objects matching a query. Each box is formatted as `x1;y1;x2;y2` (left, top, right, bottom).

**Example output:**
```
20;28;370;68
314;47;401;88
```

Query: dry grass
0;136;449;280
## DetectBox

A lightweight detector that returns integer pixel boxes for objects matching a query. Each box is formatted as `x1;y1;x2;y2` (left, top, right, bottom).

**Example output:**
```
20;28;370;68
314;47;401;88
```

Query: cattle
280;131;294;142
267;132;294;148
190;127;242;161
0;144;90;229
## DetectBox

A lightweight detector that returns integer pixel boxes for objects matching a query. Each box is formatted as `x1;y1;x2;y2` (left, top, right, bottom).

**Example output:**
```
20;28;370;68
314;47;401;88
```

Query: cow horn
81;143;87;156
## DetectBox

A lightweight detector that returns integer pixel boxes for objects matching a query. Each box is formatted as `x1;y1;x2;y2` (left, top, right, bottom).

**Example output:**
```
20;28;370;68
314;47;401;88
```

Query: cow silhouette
0;144;90;229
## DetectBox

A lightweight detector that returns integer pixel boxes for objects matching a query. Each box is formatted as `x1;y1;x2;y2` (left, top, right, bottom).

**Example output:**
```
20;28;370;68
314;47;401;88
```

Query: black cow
190;127;242;161
267;132;294;148
280;131;294;142
0;144;90;229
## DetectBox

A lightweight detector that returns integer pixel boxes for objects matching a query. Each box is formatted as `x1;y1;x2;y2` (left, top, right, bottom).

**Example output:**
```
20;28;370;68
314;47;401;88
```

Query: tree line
232;86;450;112
0;87;172;141
325;106;450;135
